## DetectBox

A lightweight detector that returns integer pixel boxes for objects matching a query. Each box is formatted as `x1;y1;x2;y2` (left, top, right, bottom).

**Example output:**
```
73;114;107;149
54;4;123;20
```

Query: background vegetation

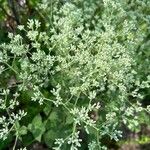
0;0;150;150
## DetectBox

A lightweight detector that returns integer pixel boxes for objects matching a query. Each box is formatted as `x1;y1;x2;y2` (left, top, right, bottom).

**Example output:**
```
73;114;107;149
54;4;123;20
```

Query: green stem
97;130;101;149
4;62;18;74
74;93;80;107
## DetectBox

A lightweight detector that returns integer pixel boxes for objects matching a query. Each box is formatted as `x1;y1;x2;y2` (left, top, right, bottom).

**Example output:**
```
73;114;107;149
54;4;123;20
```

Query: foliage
0;0;150;149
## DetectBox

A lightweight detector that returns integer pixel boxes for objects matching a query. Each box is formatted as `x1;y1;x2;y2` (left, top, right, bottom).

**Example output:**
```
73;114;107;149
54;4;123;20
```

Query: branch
7;0;20;24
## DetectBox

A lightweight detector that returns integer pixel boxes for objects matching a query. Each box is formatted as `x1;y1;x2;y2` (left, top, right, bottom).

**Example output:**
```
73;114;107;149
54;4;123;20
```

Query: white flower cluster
51;84;63;107
0;89;26;140
88;141;107;150
17;148;27;150
53;138;64;150
70;102;100;134
68;131;82;150
54;131;82;150
0;0;149;149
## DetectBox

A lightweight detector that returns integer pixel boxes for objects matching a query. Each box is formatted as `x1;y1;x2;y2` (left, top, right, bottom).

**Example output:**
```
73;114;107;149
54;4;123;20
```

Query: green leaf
32;114;42;126
28;124;32;131
44;130;58;148
19;126;27;136
65;114;74;125
48;111;58;121
28;114;45;142
15;121;20;129
43;105;51;116
32;128;43;142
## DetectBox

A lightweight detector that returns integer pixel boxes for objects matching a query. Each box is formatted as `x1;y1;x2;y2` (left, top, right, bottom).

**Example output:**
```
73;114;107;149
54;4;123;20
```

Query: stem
5;92;19;150
61;103;71;113
50;0;53;27
65;95;73;104
8;0;20;24
73;122;77;134
4;62;18;74
44;97;54;103
127;99;150;114
40;88;71;113
12;54;16;67
97;130;101;149
13;135;18;150
74;93;80;107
